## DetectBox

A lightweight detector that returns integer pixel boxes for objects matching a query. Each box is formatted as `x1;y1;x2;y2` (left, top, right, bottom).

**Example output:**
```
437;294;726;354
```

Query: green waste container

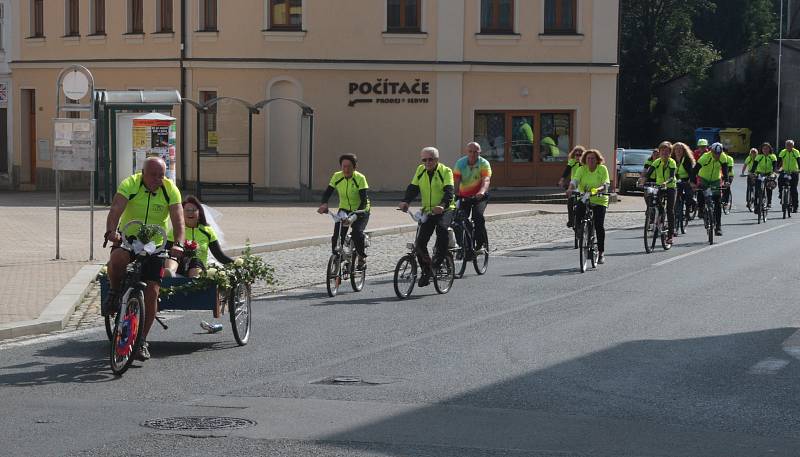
719;128;752;155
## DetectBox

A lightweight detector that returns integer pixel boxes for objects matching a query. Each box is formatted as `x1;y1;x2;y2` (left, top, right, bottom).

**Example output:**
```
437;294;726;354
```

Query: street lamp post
777;0;784;148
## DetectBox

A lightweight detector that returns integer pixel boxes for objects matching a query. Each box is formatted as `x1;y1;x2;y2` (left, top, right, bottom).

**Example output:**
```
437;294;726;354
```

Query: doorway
21;89;36;184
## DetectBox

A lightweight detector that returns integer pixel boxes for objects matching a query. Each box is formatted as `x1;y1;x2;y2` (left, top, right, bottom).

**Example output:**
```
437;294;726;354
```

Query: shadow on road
316;327;800;456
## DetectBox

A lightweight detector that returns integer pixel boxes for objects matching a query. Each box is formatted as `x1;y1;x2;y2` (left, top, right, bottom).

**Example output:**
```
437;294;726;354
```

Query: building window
480;0;513;34
540;112;572;161
199;0;217;31
91;0;105;35
30;0;45;38
157;0;173;33
128;0;144;34
65;0;80;36
269;0;302;30
387;0;421;33
475;111;573;163
544;0;576;34
198;91;218;153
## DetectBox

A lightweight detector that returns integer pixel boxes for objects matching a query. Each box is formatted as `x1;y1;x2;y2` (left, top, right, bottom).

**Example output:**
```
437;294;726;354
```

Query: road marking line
747;357;790;375
653;222;796;267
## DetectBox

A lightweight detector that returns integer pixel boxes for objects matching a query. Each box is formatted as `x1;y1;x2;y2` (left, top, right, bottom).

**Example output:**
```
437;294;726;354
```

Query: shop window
544;0;576;34
540;113;571;161
198;91;218;153
269;0;302;30
30;0;44;38
474;113;506;162
91;0;105;35
387;0;421;33
199;0;217;31
65;0;80;36
128;0;144;34
157;0;173;33
480;0;513;34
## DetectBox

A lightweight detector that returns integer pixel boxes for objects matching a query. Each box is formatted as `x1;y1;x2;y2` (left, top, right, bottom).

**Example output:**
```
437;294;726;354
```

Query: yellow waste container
719;128;752;155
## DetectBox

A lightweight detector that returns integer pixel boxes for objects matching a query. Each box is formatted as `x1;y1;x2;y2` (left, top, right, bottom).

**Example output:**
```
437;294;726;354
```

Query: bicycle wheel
650;214;659;253
661;224;672;250
110;291;145;376
722;190;731;215
229;283;251;346
783;188;791;219
393;255;417;299
350;254;366;292
589;224;598;269
579;224;589;273
643;208;654;254
473;241;489;275
104;315;114;341
326;254;341;298
455;231;470;279
433;254;455;294
706;204;714;245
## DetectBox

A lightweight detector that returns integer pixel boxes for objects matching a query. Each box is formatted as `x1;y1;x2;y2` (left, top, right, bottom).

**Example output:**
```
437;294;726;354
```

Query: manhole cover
311;376;401;386
142;416;257;431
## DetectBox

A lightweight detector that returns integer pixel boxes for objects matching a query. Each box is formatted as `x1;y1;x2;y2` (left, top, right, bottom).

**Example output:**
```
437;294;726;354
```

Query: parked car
616;148;653;194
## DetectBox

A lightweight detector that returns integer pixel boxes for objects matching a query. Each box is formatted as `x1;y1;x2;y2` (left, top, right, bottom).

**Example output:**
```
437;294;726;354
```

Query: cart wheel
229;283;251;346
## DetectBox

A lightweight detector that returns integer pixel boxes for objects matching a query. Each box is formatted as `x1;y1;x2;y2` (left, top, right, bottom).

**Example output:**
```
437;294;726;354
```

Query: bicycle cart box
99;277;218;311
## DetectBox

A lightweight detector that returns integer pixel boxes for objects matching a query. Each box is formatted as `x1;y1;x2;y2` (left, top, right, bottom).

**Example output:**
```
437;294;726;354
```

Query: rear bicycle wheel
326;255;341;297
643;208;654;253
393;255;417;299
473;241;489;275
110;291;145;376
433;254;455;294
661;223;672;250
229;283;251;346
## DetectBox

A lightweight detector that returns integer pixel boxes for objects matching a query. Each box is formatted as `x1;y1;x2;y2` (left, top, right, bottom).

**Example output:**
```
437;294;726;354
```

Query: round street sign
62;71;89;101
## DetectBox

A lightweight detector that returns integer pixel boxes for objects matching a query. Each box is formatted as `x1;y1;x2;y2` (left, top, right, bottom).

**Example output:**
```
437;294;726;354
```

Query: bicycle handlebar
112;220;168;255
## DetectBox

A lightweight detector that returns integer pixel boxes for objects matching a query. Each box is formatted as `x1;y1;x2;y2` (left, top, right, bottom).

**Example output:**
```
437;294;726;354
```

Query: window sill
87;33;107;44
262;30;307;42
25;36;46;46
194;30;219;42
152;31;176;43
123;33;145;44
382;32;427;45
539;32;584;44
61;35;81;46
475;33;521;46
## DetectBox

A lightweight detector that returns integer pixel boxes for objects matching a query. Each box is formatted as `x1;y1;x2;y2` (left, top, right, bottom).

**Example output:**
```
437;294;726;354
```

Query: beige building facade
10;0;619;193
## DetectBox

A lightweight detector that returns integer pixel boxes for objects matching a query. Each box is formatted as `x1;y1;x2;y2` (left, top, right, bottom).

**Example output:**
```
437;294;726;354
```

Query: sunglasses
184;208;199;213
421;157;437;163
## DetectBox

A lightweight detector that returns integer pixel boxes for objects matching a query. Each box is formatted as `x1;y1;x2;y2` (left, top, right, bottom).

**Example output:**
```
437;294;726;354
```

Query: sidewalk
0;190;645;339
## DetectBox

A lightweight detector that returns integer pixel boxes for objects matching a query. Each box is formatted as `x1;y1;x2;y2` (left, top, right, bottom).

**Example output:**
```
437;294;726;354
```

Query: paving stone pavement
13;211;640;346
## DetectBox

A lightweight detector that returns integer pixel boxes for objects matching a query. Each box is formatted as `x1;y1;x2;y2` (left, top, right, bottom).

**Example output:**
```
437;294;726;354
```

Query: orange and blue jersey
453;156;492;197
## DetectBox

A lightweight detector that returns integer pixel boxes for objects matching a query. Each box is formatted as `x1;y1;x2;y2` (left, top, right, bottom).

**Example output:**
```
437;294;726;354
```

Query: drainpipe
179;0;187;189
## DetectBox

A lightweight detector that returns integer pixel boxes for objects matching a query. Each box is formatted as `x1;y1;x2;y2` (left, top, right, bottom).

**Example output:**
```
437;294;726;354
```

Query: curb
0;264;103;341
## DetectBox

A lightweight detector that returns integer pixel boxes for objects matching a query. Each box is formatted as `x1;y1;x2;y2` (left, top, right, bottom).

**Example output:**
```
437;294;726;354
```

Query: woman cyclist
742;148;757;210
672;142;696;231
558;145;587;229
752;142;778;212
318;154;371;270
566;149;610;265
165;195;233;277
640;141;677;244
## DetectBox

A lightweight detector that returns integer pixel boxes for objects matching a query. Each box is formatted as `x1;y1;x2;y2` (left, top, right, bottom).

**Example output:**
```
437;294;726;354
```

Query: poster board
132;113;177;181
53;118;96;172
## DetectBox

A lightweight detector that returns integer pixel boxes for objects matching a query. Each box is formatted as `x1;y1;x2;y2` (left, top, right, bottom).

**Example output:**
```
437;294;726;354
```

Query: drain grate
142;416;257;431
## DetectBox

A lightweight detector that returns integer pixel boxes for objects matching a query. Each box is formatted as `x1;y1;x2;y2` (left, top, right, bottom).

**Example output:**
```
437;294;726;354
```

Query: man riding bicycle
399;147;456;288
453;142;492;253
103;157;185;361
778;139;800;213
692;142;729;237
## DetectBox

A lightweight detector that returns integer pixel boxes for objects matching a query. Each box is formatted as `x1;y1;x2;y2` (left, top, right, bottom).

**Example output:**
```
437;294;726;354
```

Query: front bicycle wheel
110;291;145;376
579;224;589;273
589;224;598;269
783;189;791;219
433;254;455;294
706;204;714;245
326;255;341;297
393;255;417;299
229;283;251;346
661;224;672;250
643;208;654;254
455;230;470;279
350;254;366;292
473;241;489;275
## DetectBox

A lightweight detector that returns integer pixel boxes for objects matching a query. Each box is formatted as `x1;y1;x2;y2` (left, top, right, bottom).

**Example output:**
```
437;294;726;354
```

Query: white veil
202;204;226;248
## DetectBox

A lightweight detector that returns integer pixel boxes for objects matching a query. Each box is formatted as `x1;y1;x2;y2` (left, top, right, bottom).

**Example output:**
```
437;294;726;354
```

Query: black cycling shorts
177;257;205;276
111;245;165;284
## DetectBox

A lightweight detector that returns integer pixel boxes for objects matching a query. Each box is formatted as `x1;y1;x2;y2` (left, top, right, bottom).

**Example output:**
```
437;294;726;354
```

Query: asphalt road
2;176;800;456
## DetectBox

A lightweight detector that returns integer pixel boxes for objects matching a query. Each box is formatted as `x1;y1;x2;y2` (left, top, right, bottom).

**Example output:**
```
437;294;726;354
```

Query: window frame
155;0;173;33
198;90;218;154
479;0;515;35
91;0;106;35
30;0;45;38
128;0;144;34
474;110;575;164
268;0;303;31
64;0;80;37
386;0;422;33
199;0;218;32
543;0;577;35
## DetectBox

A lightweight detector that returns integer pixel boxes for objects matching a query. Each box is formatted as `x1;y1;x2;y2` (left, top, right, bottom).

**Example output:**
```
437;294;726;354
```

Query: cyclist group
319;142;491;289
